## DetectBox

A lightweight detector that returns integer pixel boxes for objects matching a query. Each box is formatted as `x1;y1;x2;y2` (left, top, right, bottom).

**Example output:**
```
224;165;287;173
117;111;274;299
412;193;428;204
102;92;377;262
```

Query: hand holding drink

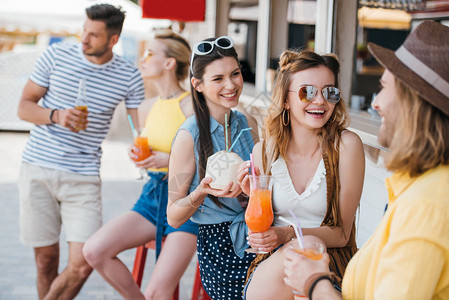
205;151;243;191
281;214;328;298
73;78;88;131
127;115;152;180
245;174;274;253
131;136;152;162
284;239;327;298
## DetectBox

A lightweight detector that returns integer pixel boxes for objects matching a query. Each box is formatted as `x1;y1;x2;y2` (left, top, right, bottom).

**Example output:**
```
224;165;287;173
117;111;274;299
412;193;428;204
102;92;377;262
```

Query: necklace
159;89;183;100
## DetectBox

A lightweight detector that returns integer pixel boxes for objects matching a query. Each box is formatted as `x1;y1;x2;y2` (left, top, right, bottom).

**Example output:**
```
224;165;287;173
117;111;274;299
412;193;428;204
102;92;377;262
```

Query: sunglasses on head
289;85;341;104
190;36;234;73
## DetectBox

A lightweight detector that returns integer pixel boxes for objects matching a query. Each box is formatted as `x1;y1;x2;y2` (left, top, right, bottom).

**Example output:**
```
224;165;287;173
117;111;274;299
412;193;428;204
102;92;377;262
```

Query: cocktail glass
132;136;152;180
245;175;274;253
291;241;326;298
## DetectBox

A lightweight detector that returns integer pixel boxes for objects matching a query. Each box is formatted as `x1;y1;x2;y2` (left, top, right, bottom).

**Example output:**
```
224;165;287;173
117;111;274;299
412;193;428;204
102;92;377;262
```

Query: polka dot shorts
197;222;255;299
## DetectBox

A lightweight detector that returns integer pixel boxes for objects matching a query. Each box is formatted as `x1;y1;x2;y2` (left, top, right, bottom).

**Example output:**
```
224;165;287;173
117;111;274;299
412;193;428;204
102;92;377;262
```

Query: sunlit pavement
0;120;197;299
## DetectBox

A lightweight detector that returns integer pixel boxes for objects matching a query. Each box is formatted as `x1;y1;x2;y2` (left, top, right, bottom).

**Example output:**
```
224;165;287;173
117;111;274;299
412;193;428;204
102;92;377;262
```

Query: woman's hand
196;177;242;200
129;147;169;170
283;237;331;296
236;161;260;196
247;226;290;253
136;150;169;169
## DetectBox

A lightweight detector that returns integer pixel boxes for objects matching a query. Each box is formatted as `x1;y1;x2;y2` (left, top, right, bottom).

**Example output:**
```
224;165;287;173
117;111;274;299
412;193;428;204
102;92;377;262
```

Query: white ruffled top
271;156;328;228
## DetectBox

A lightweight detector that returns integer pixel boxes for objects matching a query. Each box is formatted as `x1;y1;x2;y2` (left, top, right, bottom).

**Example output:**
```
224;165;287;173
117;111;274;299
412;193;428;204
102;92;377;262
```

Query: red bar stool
190;262;211;300
132;239;211;300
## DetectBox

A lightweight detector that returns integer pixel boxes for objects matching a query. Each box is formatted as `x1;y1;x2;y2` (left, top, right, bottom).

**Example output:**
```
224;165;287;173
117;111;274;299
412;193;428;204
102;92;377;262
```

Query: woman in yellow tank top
83;30;198;300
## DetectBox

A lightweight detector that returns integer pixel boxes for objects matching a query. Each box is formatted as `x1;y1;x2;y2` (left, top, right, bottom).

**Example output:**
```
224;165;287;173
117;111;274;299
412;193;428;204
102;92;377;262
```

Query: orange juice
133;136;151;162
294;248;324;261
245;189;273;232
75;105;88;112
73;106;88;130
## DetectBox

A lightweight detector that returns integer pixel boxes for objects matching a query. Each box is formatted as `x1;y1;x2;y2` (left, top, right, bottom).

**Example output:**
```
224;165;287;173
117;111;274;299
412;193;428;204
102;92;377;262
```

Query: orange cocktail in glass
245;189;273;232
292;241;326;298
294;247;324;260
245;175;274;253
132;136;152;162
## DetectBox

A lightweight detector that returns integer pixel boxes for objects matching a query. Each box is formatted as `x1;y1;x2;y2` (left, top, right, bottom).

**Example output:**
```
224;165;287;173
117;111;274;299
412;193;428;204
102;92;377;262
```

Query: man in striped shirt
17;4;144;299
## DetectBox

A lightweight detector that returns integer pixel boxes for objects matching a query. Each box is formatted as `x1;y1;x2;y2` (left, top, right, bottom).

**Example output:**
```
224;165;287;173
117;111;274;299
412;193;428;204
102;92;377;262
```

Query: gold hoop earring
282;108;290;126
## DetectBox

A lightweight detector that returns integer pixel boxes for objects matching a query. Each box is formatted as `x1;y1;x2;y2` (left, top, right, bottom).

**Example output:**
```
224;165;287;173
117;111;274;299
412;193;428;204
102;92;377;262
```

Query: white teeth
223;92;236;97
307;110;325;114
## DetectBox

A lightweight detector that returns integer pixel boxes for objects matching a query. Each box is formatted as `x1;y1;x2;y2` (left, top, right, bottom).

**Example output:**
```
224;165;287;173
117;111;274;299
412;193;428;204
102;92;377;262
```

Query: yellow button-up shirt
342;165;449;300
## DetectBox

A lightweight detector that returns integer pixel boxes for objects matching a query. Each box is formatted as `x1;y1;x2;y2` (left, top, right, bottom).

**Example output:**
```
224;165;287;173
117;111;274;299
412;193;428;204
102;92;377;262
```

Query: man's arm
17;80;88;132
17;80;51;125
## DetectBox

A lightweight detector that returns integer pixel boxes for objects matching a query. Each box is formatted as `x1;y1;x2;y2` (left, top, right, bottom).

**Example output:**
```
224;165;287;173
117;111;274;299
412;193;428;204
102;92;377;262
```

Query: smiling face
372;69;400;148
286;65;337;131
139;39;169;80
193;56;243;113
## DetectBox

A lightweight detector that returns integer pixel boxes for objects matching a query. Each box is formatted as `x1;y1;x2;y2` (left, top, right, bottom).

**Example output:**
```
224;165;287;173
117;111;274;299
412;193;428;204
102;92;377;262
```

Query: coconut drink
205;151;243;191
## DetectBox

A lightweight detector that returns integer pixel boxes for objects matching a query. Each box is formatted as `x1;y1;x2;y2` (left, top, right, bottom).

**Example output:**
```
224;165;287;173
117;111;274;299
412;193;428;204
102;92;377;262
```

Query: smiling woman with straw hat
282;20;449;300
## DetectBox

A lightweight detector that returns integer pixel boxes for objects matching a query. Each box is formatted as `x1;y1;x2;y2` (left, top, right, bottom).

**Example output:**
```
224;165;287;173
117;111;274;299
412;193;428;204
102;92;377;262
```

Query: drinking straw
225;113;229;152
227;127;252;153
127;115;138;138
250;153;255;175
279;216;304;249
249;153;257;188
289;210;306;248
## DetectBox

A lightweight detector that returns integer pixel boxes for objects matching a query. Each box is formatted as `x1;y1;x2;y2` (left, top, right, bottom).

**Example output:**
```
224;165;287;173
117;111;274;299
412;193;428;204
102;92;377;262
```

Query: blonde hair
385;78;449;176
263;49;349;227
155;30;191;82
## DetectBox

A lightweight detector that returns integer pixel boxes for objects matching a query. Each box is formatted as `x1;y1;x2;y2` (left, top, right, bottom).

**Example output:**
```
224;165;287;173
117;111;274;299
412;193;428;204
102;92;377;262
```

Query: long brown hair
385;78;449;176
263;49;349;227
190;38;240;206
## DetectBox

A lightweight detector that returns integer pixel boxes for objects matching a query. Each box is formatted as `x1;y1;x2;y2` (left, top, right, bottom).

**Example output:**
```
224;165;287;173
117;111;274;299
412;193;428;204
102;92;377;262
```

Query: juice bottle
245;188;274;232
75;78;88;111
74;78;88;130
132;136;152;162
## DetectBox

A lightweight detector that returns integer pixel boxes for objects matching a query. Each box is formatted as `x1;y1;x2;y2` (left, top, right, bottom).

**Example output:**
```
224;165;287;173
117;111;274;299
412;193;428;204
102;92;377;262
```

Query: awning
358;7;412;29
140;0;206;22
0;0;171;37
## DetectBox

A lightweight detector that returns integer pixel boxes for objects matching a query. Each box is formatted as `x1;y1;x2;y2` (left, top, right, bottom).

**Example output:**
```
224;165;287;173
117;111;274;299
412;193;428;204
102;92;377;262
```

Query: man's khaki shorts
18;163;102;247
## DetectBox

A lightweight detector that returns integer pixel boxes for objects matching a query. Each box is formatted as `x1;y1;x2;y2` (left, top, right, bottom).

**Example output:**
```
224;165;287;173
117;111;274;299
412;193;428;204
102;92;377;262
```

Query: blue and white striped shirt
22;42;144;175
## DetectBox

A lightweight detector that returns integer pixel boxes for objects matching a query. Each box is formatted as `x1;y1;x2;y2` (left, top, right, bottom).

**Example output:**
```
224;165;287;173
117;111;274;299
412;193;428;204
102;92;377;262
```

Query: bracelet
188;193;201;208
304;272;335;300
287;225;296;241
49;109;57;124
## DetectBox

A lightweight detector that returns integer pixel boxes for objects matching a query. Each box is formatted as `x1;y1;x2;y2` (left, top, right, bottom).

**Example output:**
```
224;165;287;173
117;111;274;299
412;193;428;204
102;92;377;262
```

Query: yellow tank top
142;91;190;172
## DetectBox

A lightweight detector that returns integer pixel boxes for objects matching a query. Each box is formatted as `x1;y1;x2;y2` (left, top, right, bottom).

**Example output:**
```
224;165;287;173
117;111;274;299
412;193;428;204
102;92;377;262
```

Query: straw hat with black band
368;21;449;117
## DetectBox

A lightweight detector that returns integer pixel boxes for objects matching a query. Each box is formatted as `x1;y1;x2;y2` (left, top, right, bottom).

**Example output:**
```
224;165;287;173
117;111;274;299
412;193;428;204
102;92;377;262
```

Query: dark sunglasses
190;36;234;73
289;85;341;104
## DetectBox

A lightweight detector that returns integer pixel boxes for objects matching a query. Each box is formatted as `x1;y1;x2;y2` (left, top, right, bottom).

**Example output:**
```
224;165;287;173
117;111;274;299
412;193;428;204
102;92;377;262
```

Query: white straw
279;216;304;249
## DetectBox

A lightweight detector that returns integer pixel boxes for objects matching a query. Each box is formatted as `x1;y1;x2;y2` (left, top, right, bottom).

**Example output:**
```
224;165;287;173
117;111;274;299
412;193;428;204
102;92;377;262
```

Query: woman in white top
239;49;365;299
